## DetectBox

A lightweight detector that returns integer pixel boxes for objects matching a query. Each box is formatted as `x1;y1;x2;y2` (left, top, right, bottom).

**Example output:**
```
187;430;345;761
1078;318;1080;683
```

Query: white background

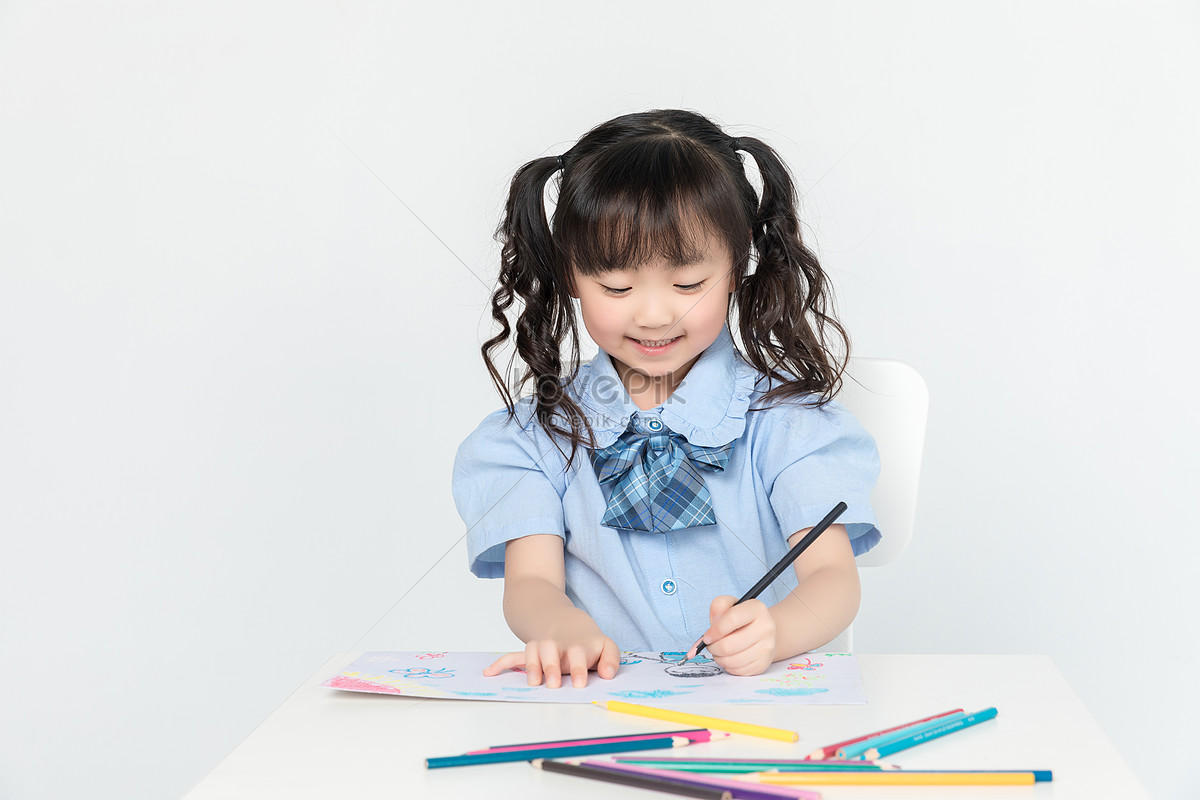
1;2;1196;798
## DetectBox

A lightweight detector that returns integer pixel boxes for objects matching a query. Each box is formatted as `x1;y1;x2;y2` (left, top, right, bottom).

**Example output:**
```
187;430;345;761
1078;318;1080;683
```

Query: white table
186;654;1147;799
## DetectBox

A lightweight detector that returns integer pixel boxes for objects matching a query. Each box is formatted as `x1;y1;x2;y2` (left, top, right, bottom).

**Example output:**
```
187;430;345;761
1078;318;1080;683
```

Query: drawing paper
323;650;866;704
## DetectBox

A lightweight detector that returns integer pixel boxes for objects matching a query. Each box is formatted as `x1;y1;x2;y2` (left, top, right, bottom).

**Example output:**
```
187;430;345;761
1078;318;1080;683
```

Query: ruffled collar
569;326;760;449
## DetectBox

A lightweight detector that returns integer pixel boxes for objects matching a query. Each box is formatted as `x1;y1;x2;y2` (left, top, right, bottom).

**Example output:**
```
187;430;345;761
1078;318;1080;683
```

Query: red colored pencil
808;709;964;759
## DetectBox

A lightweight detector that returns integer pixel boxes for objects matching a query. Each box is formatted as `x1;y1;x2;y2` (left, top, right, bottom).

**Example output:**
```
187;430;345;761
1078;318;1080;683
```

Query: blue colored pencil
865;707;999;759
837;712;966;759
425;734;686;768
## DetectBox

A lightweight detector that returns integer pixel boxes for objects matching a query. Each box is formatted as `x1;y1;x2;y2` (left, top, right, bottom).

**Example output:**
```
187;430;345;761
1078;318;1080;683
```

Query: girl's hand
482;634;621;688
696;595;777;676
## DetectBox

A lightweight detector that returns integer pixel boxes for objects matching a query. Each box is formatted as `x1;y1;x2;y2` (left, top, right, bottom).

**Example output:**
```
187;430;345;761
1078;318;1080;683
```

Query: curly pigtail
483;154;596;467
731;137;850;406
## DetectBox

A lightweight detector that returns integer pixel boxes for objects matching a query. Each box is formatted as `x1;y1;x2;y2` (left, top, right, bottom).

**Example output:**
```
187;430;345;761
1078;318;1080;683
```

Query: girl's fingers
706;623;762;658
485;637;622;686
596;639;620;679
708;594;737;626
705;599;767;648
523;641;545;687
566;645;590;688
482;651;524;676
539;640;564;688
719;647;772;676
709;622;774;672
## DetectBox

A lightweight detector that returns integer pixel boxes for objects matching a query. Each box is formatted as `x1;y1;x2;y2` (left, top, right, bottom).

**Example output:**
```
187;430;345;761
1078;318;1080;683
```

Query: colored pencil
613;756;886;773
468;728;725;754
865;706;999;759
425;734;687;769
808;708;963;759
616;757;882;766
533;759;732;800
815;769;1050;781
575;760;822;800
595;700;799;743
837;712;966;759
682;502;847;663
754;770;1041;786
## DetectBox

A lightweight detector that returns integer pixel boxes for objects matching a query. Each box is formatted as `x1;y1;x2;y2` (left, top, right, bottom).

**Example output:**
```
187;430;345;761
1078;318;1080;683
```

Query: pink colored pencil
808;709;964;759
577;760;822;800
468;729;725;754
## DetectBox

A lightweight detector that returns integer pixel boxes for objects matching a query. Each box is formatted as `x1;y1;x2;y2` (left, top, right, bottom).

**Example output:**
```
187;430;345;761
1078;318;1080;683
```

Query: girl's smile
628;334;683;355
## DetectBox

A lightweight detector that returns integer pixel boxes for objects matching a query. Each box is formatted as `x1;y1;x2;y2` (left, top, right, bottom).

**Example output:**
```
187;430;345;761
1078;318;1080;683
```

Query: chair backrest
823;358;928;652
838;357;929;567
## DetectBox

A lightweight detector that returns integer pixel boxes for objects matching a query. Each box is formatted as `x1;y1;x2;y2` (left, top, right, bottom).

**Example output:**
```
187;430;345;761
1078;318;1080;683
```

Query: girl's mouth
629;335;682;353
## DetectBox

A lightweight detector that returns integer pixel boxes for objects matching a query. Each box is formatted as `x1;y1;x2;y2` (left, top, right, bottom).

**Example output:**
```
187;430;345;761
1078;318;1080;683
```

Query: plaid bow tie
589;423;733;533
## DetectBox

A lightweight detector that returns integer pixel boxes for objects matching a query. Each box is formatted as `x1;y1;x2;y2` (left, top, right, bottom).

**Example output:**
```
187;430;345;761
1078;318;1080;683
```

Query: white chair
822;358;929;652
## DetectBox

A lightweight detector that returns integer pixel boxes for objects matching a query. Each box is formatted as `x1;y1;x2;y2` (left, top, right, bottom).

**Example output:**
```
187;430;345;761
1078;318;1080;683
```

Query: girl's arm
699;523;861;675
480;534;621;688
771;522;862;657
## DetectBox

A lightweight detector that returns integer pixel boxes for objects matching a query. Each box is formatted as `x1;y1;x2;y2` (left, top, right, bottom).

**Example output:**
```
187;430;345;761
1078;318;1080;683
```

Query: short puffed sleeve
451;408;568;578
759;400;882;556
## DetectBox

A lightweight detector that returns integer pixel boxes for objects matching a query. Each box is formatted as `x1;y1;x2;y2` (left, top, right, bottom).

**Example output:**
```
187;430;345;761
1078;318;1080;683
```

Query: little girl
451;109;881;689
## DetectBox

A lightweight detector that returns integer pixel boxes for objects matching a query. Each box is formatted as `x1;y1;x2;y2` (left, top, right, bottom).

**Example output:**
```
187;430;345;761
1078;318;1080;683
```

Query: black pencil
681;501;848;664
533;759;732;800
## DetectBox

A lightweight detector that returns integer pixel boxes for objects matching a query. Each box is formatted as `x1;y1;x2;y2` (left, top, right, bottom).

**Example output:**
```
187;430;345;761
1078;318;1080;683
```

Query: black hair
484;109;850;468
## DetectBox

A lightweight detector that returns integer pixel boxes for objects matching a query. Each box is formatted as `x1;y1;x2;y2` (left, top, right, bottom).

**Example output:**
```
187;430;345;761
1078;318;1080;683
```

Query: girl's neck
611;354;702;411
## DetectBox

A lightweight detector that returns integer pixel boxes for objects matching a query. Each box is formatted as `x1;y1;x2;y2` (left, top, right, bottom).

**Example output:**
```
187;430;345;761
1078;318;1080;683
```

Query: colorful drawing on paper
623;651;724;679
323;651;866;705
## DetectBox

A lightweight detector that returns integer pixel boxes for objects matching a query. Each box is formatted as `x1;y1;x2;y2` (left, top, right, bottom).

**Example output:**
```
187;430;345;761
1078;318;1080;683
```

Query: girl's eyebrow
601;259;712;275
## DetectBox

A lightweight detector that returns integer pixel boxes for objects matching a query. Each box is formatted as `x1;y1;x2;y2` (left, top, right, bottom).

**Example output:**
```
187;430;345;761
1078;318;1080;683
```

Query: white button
647;418;663;431
660;579;677;595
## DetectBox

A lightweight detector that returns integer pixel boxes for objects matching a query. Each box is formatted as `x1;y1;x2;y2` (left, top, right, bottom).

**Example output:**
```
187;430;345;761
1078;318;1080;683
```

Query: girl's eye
598;281;703;295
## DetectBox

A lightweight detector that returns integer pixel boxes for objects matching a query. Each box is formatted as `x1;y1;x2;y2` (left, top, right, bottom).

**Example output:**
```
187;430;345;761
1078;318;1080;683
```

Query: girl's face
570;236;736;405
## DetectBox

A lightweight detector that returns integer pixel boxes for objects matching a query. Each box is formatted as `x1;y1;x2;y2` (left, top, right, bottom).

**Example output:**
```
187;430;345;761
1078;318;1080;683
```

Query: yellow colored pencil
753;770;1038;786
593;700;798;743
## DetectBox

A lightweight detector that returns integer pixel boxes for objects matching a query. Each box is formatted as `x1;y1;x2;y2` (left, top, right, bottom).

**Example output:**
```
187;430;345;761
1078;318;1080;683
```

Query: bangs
554;136;750;276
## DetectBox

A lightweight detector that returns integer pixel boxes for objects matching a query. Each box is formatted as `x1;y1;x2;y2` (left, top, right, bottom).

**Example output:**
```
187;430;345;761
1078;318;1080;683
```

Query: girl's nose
633;292;676;329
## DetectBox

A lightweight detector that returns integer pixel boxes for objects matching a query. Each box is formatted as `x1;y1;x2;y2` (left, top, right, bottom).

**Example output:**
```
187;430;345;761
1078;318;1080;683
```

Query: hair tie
730;137;743;151
556;155;565;170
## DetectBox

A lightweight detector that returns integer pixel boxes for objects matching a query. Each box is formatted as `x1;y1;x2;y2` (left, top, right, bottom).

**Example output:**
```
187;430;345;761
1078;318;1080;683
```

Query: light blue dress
451;326;881;651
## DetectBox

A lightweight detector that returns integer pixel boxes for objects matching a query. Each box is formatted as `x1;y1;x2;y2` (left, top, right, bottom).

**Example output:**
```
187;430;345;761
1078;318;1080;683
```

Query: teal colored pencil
838;712;966;759
425;735;683;768
866;708;999;759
